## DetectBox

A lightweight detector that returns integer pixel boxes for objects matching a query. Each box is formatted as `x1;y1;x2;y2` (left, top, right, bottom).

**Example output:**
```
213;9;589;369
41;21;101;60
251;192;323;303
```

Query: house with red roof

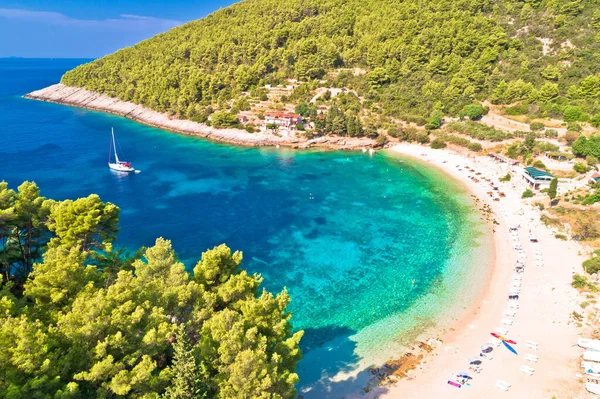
264;112;302;130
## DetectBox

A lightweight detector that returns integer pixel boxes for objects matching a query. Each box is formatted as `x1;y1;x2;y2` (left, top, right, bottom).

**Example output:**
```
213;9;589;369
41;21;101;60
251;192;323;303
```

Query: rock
25;84;377;151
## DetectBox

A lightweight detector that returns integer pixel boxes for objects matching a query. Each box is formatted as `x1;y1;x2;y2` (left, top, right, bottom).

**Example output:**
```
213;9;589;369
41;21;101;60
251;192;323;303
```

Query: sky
0;0;237;58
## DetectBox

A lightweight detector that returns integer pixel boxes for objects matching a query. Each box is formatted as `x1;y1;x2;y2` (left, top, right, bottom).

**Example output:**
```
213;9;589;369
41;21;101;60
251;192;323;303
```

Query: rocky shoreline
25;84;376;151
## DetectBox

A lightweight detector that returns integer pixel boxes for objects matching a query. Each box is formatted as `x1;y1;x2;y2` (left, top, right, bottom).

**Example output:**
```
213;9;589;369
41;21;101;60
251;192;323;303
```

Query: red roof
265;112;300;119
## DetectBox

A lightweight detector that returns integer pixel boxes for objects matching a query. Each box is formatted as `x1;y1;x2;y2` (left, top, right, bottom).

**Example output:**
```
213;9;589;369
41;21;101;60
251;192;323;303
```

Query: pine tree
548;177;558;203
163;324;208;399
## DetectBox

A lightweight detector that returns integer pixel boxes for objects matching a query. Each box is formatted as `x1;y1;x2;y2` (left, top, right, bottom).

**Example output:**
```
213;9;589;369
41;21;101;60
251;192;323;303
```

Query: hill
61;0;600;134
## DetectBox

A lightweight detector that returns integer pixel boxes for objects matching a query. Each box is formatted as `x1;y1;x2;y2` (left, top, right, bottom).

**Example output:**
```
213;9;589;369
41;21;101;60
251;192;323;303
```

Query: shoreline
24;84;377;151
373;143;586;399
396;150;498;344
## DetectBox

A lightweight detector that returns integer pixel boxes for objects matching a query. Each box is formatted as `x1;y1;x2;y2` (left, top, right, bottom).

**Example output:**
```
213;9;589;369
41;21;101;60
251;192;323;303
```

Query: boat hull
108;163;135;172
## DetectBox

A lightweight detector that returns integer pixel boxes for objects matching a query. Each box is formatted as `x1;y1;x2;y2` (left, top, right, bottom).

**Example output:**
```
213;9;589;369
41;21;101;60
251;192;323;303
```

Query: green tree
163;324;209;399
460;104;485;120
548;177;558;202
563;106;583;122
0;183;303;399
211;112;239;128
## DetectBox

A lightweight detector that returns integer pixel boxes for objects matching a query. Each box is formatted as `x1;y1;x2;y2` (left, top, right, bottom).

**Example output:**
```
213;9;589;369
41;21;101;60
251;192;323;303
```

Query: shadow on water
297;325;390;399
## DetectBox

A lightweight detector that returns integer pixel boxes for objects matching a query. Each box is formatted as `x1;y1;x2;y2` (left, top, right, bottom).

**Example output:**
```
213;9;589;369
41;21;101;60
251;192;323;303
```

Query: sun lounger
495;382;509;391
512;275;522;280
524;354;538;363
507;301;519;309
503;310;516;317
497;380;511;388
511;282;522;287
495;327;509;335
520;366;534;376
526;343;538;350
526;340;539;346
525;353;539;361
489;338;501;347
502;318;514;326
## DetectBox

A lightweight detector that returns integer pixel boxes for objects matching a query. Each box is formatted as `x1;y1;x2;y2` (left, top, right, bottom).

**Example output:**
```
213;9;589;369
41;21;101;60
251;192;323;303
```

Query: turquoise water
0;59;491;395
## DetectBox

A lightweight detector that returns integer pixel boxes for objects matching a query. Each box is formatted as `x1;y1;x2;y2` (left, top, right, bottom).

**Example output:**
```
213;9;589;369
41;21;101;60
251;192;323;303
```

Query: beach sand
371;143;588;399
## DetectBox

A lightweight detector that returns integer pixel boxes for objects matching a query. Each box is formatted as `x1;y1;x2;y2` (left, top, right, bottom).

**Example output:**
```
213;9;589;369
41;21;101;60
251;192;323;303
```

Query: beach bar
522;167;554;190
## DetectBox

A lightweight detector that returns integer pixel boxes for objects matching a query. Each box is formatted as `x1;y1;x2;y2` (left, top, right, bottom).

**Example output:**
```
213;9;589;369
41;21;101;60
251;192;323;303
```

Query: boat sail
108;128;135;172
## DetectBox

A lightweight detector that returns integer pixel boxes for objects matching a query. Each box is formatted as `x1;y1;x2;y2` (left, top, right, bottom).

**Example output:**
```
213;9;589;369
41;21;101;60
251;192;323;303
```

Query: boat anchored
108;128;135;172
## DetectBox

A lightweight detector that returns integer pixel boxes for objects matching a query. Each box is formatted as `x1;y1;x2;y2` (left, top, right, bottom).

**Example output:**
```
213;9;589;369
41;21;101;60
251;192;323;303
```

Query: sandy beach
372;143;589;399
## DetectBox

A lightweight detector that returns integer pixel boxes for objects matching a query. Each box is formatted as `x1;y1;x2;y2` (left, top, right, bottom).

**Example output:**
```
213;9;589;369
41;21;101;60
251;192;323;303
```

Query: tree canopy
0;182;302;399
61;0;600;126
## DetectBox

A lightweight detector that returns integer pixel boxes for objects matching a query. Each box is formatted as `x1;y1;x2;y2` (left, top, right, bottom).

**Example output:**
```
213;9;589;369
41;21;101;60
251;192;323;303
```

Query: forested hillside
62;0;600;128
0;182;302;398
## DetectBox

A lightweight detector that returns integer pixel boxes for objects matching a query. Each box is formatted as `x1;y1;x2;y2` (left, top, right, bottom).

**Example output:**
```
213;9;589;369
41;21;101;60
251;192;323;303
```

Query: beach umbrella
490;333;516;344
480;344;493;353
502;340;518;355
469;357;482;365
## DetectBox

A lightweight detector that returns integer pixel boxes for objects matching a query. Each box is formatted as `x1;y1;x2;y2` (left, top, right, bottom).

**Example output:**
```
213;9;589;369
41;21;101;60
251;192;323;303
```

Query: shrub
499;173;511;182
563;105;584;122
522;189;534;198
532;160;547;170
545;129;559;138
468;142;483;152
430;138;447;149
446;121;512;141
376;134;388;146
245;125;255;133
529;121;545;132
555;233;567;240
211;111;240;128
416;132;430;144
587;155;599;166
574;162;590;173
583;256;600;275
504;103;529;116
564;131;580;145
461;104;486;120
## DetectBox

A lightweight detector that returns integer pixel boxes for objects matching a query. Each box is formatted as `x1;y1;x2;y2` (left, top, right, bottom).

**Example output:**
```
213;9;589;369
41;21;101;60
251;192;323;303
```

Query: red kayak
491;332;517;344
448;381;462;388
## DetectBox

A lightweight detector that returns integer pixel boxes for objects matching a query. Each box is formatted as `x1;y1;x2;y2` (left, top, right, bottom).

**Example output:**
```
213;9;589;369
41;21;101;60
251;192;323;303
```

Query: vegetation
548;177;558;201
430;138;447;149
584;256;600;275
572;274;599;292
573;135;600;158
499;173;511;182
0;182;302;398
60;0;600;130
446;121;511;142
522;189;534;198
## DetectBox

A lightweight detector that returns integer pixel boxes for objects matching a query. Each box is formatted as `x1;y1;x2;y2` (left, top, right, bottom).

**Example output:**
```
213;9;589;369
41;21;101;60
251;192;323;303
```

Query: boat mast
111;128;120;164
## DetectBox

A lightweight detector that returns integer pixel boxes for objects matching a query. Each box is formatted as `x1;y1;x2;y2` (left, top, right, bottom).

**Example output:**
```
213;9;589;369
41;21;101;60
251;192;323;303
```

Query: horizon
0;1;236;58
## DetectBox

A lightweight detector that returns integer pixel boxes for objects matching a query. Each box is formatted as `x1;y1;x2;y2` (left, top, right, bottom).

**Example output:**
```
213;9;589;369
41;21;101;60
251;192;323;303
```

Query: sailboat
108;128;135;172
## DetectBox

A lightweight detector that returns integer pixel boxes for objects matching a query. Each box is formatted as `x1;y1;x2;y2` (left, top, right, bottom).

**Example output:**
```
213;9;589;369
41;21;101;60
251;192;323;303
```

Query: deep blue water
0;59;487;394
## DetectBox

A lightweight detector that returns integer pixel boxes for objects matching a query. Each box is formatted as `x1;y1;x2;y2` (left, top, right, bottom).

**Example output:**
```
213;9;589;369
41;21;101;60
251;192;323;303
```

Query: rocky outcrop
25;84;376;150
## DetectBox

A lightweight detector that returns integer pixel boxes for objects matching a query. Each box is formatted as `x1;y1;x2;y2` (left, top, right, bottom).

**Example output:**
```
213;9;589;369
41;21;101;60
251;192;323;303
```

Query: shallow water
0;59;491;393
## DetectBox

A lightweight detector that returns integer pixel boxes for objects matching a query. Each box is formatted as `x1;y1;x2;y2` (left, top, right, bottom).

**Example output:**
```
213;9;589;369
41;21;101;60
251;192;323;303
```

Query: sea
0;58;492;397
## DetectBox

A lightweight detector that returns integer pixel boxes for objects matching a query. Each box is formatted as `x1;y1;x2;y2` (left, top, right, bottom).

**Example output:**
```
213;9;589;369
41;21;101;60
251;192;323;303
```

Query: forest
0;182;302;398
61;0;600;130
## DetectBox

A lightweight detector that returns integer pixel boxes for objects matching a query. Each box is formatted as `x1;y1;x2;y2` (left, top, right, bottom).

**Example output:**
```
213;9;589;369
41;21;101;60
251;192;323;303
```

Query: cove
1;59;491;394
